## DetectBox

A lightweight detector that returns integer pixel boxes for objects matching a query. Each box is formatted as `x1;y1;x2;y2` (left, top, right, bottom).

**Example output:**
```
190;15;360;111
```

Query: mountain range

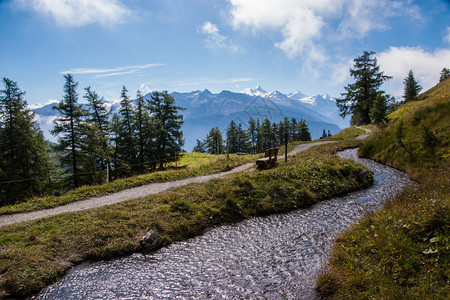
31;86;349;151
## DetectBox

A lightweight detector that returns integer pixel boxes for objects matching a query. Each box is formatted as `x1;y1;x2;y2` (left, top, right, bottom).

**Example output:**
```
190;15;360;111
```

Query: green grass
0;152;260;215
317;79;450;299
0;138;373;298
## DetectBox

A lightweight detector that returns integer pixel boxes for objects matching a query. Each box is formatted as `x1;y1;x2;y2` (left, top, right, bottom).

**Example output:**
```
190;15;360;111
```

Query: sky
1;0;449;107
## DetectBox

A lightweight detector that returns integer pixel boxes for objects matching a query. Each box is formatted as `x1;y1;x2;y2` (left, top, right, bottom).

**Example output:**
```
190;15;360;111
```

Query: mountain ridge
31;86;350;151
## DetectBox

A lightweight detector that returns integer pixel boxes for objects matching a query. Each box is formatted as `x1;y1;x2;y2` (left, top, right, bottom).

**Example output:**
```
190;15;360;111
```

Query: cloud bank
378;47;450;97
14;0;131;27
228;0;422;61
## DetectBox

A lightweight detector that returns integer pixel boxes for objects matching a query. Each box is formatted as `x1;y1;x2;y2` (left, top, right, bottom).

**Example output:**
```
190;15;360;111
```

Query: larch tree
336;51;392;125
204;127;224;154
148;91;184;169
0;78;50;205
113;86;137;176
84;86;111;183
51;74;88;189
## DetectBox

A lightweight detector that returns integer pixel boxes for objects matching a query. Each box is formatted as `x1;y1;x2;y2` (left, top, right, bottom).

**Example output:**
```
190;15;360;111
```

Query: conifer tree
51;74;88;189
226;120;238;153
204;127;224;154
113;86;137;176
84;86;111;182
0;78;50;204
134;90;152;172
259;118;273;150
193;139;205;153
336;51;391;125
369;92;390;125
247;117;258;154
403;70;422;102
297;119;311;141
236;123;249;153
439;68;450;83
148;91;184;169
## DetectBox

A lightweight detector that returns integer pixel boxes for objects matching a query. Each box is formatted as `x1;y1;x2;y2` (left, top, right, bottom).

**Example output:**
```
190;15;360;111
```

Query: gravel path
0;141;337;227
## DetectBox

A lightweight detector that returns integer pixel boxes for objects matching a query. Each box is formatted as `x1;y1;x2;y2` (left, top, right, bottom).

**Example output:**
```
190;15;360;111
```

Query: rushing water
33;148;413;300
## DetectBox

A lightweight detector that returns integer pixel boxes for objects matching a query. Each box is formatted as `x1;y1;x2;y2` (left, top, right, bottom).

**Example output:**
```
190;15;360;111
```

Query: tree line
193;117;311;154
0;74;184;206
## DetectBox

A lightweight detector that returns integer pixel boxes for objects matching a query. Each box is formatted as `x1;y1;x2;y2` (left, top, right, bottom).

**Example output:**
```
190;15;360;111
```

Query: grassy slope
317;79;450;299
0;152;261;215
0;137;372;298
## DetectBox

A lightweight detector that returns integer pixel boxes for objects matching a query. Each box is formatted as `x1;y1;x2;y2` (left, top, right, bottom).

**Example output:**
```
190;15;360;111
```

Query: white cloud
14;0;131;27
199;21;241;53
377;47;450;97
61;63;163;78
228;0;422;60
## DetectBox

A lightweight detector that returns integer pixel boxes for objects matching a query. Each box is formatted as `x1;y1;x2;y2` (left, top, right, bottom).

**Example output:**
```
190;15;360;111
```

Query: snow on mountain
241;85;268;97
287;90;306;100
31;86;350;151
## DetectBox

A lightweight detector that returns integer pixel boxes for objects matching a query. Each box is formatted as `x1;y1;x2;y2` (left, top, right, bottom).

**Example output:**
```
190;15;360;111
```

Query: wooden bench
256;147;279;170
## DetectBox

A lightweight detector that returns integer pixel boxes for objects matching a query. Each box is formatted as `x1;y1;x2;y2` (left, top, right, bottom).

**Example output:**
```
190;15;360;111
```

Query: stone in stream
140;230;163;251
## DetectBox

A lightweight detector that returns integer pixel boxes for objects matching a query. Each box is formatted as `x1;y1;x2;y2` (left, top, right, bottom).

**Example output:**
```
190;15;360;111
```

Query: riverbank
317;80;449;299
34;148;412;299
0;137;371;298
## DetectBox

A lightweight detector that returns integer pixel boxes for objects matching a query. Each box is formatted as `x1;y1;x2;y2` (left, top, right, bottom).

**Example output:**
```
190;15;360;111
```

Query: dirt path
0;141;338;227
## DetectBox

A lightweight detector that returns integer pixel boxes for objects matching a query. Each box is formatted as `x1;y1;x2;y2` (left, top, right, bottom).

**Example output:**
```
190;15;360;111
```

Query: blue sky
1;0;449;107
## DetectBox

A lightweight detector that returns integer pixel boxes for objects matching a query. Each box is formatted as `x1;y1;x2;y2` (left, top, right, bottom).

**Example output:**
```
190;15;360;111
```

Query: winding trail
0;141;337;227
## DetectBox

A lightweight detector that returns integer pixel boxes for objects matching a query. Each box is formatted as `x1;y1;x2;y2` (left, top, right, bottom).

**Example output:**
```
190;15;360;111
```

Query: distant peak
241;85;267;96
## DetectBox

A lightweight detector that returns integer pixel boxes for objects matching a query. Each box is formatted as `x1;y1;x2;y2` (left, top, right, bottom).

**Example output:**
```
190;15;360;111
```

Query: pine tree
403;70;422;102
236;123;249;153
193;139;205;153
247;117;258;154
148;91;184;169
297;119;311;141
51;74;88;189
204;127;223;154
336;51;391;125
0;78;50;205
226;120;238;153
84;86;111;183
134;90;153;172
439;68;450;83
113;86;137;176
369;92;390;125
259;118;273;150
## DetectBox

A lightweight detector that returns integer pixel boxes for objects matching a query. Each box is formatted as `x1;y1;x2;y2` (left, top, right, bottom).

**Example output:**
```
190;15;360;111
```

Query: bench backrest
264;147;279;158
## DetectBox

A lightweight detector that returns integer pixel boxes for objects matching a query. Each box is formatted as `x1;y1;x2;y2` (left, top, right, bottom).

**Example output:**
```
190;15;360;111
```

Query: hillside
317;79;449;299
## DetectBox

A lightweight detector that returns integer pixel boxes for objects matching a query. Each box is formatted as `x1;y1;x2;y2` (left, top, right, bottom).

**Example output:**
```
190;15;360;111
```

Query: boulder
140;230;163;251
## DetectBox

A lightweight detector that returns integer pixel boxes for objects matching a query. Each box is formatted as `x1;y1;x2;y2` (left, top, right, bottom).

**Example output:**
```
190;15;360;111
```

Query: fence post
175;151;177;171
285;132;288;162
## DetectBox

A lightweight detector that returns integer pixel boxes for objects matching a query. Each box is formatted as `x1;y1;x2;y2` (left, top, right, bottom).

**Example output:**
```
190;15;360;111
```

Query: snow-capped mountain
31;86;350;151
241;85;268;97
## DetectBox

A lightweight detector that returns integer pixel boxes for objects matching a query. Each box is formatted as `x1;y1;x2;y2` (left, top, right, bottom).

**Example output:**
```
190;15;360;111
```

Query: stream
33;148;413;299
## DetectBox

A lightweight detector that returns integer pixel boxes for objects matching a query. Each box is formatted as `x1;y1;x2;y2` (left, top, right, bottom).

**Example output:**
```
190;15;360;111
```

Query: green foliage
204;127;224;154
439;67;449;83
0;141;373;298
0;78;51;205
403;69;422;102
51;74;90;189
336;51;392;125
319;78;450;299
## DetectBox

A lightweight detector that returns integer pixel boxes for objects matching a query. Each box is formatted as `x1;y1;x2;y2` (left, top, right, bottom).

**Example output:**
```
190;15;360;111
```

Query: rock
140;230;163;251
